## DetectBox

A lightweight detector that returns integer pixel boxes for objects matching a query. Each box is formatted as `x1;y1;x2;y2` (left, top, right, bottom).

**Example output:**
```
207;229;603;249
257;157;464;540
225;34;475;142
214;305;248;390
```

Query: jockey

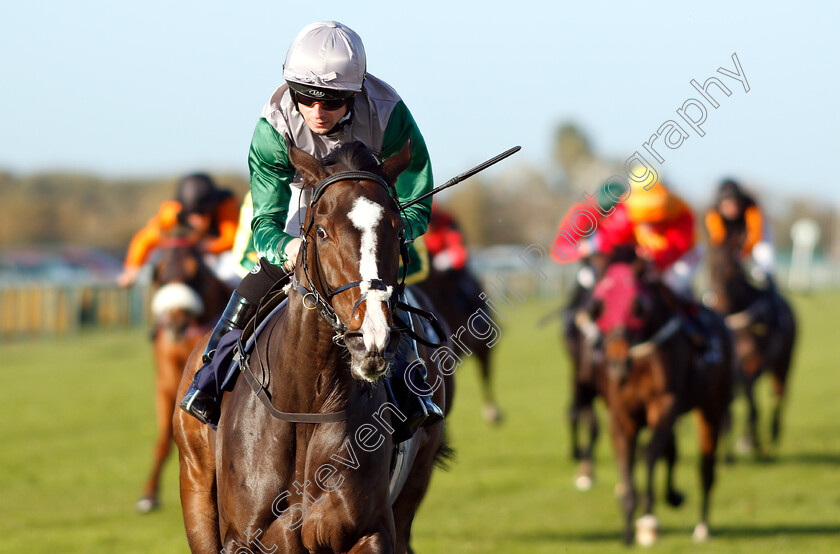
117;173;239;287
425;202;468;272
556;170;717;363
621;171;719;362
705;178;775;283
180;21;443;432
621;172;700;296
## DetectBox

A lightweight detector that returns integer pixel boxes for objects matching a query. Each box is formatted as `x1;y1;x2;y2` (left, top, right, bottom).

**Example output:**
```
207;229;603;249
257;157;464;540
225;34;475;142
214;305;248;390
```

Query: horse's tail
433;427;456;471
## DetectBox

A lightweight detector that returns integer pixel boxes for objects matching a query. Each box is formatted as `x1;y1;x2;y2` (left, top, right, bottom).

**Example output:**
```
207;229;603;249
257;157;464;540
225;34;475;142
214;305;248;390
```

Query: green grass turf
2;291;838;553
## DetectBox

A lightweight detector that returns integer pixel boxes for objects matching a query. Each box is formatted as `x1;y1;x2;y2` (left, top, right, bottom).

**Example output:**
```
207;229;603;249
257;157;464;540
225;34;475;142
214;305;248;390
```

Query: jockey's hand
117;267;139;288
282;238;303;272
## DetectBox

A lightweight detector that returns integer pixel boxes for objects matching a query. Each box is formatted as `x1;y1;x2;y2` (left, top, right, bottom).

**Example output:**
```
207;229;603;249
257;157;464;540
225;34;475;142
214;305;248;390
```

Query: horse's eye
398;227;406;239
316;227;329;240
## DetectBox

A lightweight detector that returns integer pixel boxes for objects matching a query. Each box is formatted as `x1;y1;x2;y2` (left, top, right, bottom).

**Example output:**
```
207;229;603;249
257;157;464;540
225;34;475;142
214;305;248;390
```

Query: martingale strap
239;359;349;423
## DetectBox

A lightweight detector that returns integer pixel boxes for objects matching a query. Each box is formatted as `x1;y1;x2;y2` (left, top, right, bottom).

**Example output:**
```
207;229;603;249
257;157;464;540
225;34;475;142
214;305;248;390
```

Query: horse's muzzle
344;328;401;381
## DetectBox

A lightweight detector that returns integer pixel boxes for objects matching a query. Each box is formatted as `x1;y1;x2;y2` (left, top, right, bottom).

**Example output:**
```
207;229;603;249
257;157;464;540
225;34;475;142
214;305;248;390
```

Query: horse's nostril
344;331;366;355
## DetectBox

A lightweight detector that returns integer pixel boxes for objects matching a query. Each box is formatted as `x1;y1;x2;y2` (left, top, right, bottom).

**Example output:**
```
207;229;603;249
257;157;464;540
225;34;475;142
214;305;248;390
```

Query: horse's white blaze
348;197;391;353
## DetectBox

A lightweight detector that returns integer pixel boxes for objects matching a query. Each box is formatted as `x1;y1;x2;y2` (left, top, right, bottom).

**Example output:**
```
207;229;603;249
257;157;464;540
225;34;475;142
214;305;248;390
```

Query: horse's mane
323;141;381;172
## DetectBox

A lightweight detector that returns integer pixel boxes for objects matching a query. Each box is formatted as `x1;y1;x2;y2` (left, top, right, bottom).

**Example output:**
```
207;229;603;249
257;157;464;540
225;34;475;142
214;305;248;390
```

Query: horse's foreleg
173;339;221;553
476;351;502;424
569;393;582;461
769;345;793;447
572;388;598;491
138;342;183;512
348;530;394;554
664;430;685;507
608;414;638;545
638;405;676;545
692;410;721;542
175;410;221;553
741;374;762;456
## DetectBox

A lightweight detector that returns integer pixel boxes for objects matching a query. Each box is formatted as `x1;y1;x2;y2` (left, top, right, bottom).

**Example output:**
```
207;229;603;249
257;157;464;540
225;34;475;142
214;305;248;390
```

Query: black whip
400;145;521;209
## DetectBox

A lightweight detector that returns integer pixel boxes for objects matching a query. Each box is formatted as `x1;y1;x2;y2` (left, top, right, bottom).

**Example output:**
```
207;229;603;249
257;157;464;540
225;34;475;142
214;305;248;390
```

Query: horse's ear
380;140;412;186
289;147;327;189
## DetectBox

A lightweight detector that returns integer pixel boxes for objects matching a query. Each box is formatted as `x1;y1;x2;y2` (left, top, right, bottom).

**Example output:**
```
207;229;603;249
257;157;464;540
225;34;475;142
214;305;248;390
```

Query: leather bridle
291;170;411;344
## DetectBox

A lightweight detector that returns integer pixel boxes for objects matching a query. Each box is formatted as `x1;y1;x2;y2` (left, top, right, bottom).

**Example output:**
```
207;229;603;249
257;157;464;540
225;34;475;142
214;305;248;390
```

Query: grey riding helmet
283;21;366;102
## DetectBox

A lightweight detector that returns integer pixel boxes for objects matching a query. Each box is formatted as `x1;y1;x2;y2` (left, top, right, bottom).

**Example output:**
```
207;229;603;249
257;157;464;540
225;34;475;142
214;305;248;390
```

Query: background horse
706;236;797;458
557;265;601;491
416;264;502;424
576;254;732;545
136;229;233;513
174;141;453;553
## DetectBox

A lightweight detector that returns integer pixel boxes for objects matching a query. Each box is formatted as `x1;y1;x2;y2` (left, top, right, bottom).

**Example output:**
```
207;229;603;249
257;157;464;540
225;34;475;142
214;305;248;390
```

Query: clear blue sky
2;0;838;208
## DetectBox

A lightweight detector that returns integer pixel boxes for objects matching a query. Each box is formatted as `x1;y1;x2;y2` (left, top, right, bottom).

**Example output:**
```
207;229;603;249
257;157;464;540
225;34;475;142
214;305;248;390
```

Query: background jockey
422;202;484;307
554;169;718;363
425;202;468;273
117;173;240;287
620;171;700;297
180;21;443;432
705;178;775;284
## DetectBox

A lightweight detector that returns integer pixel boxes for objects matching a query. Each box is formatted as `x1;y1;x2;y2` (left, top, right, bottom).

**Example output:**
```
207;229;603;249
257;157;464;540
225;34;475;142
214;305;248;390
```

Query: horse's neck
724;268;760;313
640;285;674;339
265;294;354;414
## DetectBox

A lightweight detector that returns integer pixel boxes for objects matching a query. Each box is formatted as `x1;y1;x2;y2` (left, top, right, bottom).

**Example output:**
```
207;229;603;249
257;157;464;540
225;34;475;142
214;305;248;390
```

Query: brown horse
415;265;502;424
575;253;733;545
173;141;453;553
136;231;233;513
706;237;796;458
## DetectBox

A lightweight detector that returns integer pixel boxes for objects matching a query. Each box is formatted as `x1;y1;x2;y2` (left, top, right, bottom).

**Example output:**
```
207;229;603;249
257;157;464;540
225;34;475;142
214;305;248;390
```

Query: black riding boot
179;290;257;425
387;332;445;443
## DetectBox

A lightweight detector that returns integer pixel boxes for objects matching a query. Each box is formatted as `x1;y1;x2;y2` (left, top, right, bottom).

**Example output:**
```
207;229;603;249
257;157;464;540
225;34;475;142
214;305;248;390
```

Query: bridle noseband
292;170;410;344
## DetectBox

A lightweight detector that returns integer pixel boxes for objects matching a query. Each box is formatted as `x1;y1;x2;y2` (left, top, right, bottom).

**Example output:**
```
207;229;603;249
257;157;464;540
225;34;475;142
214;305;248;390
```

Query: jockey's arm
201;195;241;254
124;201;181;268
119;201;181;285
743;205;763;255
380;101;434;240
636;211;696;270
704;210;726;246
248;118;296;268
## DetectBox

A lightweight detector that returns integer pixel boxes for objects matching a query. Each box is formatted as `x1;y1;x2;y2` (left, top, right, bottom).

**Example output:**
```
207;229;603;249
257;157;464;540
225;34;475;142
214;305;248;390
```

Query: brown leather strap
240;364;349;423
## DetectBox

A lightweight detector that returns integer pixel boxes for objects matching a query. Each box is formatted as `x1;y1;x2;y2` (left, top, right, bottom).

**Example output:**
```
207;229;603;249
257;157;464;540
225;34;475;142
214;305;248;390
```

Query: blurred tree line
0;122;835;259
0;171;248;256
441;123;837;258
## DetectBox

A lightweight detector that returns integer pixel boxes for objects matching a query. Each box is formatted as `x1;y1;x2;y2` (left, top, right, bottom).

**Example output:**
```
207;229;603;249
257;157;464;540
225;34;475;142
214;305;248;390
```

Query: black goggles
293;90;351;111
